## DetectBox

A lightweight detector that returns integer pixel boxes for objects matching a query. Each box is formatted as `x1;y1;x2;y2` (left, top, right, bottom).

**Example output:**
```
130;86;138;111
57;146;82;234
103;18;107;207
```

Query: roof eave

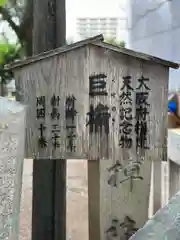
6;34;179;71
6;34;104;70
91;42;179;70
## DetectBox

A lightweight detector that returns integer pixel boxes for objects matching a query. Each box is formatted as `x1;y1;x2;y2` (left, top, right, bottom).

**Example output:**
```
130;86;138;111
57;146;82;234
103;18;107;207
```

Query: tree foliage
0;0;33;55
104;38;125;48
0;0;31;96
0;40;21;95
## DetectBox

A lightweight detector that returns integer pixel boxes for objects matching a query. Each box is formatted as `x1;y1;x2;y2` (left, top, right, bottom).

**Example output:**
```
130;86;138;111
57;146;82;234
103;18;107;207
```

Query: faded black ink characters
119;135;133;148
119;121;133;135
135;118;149;149
36;96;45;119
136;76;150;90
135;75;150;150
89;73;108;97
119;76;134;148
121;76;134;92
105;218;119;237
67;130;76;152
52;134;60;148
65;95;77;121
51;124;60;149
136;92;150;106
105;216;138;239
107;161;123;188
136;105;149;121
36;96;47;148
119;91;132;105
50;95;61;149
120;216;139;239
86;103;111;134
65;95;77;152
51;94;60;106
50;95;60;120
87;73;110;135
38;123;47;148
119;107;132;121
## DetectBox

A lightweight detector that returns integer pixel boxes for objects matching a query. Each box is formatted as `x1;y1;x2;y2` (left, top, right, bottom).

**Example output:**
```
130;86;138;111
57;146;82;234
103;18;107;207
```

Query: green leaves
104;38;125;48
0;0;7;6
0;41;20;63
0;43;9;63
0;41;21;85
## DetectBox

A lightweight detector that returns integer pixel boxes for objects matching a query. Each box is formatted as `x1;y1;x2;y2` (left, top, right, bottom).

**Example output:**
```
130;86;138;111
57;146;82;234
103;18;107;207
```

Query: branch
0;6;22;41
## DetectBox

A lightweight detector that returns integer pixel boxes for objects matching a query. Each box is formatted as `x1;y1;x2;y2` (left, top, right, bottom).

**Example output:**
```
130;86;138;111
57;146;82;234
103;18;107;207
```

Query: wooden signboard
15;47;90;159
86;43;172;239
8;36;178;239
9;36;177;162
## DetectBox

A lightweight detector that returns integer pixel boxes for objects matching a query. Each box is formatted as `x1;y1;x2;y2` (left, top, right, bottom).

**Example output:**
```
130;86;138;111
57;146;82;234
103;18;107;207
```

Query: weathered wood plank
0;97;26;240
152;161;162;214
86;44;168;161
88;161;100;240
87;45;168;239
13;42;169;239
15;47;89;159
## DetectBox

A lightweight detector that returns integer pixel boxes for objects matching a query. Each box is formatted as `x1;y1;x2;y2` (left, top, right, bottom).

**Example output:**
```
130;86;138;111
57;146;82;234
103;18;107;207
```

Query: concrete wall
127;0;180;91
130;190;180;239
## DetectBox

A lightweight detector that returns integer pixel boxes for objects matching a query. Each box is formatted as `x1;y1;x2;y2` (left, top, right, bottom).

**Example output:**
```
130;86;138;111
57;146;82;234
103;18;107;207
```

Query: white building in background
67;0;128;42
127;0;180;91
76;17;119;40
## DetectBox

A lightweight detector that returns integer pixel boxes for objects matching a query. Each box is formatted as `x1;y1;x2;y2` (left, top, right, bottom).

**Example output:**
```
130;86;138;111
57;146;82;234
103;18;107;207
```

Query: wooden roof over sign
6;34;179;70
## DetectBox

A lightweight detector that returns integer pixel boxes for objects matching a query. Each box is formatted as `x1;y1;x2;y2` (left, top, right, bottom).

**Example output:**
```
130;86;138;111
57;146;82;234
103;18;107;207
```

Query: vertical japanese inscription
36;96;47;148
105;216;138;239
38;123;47;148
36;96;45;119
50;95;61;149
86;103;111;134
87;73;110;134
135;76;150;150
65;95;77;152
119;76;133;148
89;73;108;97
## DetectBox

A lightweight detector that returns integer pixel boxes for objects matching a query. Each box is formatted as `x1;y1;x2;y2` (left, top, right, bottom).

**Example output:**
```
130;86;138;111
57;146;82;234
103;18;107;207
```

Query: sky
0;0;128;43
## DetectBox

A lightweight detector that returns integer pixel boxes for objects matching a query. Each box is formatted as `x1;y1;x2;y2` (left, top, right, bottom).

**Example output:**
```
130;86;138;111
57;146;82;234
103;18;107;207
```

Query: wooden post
88;161;100;240
32;0;66;240
152;161;162;214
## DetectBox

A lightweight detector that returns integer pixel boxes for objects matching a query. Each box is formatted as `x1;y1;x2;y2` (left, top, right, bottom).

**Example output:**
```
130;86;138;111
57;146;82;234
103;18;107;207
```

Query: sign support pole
32;0;66;239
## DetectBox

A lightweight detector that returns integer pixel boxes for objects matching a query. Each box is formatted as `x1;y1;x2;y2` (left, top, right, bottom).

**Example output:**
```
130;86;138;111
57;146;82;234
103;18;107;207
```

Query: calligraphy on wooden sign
65;95;77;153
87;73;111;159
105;216;138;239
36;96;47;149
36;93;80;157
107;160;143;191
119;76;134;149
135;76;150;150
50;95;61;149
